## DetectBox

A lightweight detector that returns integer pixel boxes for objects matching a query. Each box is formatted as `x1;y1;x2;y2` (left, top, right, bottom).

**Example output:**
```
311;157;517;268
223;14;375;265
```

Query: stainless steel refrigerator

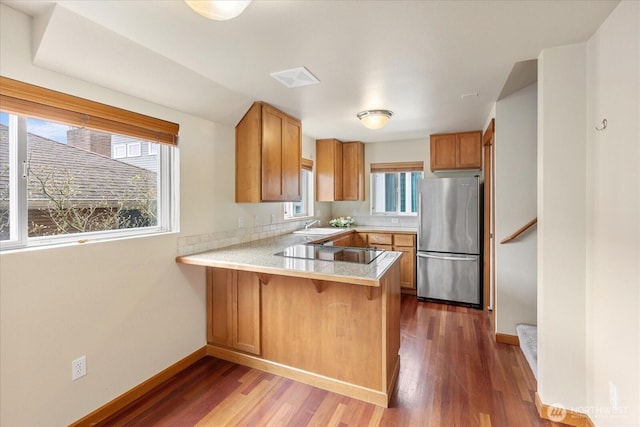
416;176;481;307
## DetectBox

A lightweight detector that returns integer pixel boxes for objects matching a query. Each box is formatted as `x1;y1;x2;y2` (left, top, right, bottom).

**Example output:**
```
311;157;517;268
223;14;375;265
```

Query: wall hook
595;118;607;131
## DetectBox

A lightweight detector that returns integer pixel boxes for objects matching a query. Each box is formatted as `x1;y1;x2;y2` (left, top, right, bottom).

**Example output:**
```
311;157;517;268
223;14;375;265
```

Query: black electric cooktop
274;244;386;264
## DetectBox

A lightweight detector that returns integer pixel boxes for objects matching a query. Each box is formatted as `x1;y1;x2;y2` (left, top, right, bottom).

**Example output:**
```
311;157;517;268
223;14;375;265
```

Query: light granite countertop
176;232;404;287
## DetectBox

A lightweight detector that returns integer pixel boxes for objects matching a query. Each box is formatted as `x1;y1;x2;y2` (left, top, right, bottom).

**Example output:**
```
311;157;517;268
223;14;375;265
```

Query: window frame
284;158;314;220
113;144;127;159
0;78;179;251
126;141;141;157
370;162;424;216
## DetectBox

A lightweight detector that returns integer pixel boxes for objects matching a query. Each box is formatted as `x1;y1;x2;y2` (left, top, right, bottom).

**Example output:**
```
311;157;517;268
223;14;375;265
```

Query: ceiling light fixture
184;0;252;21
357;110;393;130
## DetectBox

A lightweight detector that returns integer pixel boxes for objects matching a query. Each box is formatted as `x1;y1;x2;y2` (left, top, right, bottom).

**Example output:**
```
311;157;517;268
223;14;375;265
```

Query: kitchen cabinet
430;131;482;171
316;139;365;201
330;233;353;247
392;234;416;290
316;138;343;201
342;141;365;201
207;267;261;355
362;232;416;290
236;101;301;202
353;232;368;248
368;233;393;251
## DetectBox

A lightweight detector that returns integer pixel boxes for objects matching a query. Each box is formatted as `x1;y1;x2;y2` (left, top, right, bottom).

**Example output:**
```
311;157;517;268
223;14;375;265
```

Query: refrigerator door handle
416;252;477;261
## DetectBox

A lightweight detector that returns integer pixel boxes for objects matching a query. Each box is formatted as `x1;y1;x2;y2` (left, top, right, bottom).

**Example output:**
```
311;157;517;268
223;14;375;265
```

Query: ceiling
2;0;618;143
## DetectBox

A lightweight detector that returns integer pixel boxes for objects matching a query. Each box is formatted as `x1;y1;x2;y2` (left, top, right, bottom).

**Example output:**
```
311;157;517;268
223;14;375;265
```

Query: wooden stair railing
500;217;537;244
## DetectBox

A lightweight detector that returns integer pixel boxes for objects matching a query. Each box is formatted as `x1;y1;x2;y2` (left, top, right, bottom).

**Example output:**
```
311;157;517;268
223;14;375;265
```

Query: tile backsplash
177;217;322;256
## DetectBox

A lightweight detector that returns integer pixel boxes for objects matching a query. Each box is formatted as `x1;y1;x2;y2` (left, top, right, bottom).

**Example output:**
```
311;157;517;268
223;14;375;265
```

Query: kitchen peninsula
176;231;402;407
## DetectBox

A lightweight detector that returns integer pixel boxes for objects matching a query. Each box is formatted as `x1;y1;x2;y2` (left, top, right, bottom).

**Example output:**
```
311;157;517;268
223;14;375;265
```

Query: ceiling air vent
270;67;319;88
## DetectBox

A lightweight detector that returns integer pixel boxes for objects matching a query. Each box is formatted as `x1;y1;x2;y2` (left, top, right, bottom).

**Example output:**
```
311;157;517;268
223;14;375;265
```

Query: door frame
483;119;495;328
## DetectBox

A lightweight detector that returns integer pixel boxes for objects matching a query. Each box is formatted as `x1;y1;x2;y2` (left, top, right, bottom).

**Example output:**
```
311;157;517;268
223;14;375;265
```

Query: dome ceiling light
357;110;394;130
184;0;252;21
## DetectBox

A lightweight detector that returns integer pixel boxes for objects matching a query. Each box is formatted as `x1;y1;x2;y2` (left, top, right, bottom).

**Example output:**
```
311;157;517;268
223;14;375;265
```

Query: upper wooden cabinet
236;102;301;202
342;141;365;201
316;138;343;201
316;139;364;201
430;131;482;171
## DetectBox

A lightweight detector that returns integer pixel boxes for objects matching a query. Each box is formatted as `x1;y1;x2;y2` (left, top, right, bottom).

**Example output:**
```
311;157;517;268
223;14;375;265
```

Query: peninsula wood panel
382;262;401;390
260;275;385;391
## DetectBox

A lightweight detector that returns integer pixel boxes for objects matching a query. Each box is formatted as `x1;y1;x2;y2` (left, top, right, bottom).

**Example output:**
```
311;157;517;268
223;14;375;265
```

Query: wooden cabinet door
207;268;261;355
457;131;482;169
331;234;352;247
342;141;364;201
261;105;285;201
233;271;261;355
207;267;233;347
430;134;457;170
353;232;368;248
394;246;416;289
316;139;343;201
282;116;301;201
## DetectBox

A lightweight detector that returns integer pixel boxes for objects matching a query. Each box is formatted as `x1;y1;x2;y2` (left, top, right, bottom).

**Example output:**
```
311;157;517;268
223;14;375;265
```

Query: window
148;142;159;155
0;77;179;250
113;144;127;159
284;159;313;219
126;142;141;157
370;162;424;215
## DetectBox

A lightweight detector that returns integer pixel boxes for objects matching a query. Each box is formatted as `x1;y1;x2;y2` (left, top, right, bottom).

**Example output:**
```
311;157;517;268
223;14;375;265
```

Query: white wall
537;42;588;409
585;1;640;425
0;4;317;425
537;3;640;423
494;83;537;335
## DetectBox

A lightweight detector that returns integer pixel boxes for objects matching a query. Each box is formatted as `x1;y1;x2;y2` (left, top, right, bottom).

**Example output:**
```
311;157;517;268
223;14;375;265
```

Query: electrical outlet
609;381;618;409
72;356;87;381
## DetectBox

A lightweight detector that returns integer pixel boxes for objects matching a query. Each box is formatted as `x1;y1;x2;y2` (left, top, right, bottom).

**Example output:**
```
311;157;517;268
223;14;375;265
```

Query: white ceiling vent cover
270;67;320;88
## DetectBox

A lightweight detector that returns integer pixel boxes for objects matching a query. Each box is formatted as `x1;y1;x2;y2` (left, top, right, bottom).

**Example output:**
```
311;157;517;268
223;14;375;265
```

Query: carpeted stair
516;323;537;379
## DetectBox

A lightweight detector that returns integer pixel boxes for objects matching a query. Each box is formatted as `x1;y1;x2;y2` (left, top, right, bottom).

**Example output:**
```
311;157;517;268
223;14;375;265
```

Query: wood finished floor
97;296;560;426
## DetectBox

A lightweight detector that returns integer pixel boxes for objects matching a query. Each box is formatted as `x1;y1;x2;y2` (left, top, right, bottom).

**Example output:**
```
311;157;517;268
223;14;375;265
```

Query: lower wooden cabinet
356;231;416;290
392;233;416;290
207;268;261;355
393;245;416;289
331;234;353;247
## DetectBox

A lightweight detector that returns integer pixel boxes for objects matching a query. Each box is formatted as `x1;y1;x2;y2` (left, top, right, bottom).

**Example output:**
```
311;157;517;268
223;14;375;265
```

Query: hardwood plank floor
97;296;560;426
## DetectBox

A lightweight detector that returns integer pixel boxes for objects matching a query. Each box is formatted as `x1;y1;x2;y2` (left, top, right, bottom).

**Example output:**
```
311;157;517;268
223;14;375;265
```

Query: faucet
304;219;319;229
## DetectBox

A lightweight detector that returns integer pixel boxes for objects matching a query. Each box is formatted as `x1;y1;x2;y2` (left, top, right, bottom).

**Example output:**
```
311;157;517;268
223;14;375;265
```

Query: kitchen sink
292;227;343;236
